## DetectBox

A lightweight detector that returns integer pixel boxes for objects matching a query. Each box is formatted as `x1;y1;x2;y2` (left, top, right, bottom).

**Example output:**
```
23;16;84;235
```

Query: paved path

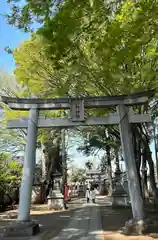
1;197;108;240
52;203;102;240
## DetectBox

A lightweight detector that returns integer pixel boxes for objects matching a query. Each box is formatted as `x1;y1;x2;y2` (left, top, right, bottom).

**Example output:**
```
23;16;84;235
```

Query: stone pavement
52;203;102;240
0;197;111;240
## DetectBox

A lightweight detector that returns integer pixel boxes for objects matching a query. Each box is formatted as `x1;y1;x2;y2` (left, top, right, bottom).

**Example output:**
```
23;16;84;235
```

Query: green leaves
70;167;86;183
11;0;158;99
85;160;93;170
0;153;22;191
77;126;120;157
5;0;158;169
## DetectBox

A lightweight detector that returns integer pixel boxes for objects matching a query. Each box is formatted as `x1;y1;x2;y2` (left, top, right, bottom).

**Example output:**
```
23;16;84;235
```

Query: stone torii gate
1;90;154;237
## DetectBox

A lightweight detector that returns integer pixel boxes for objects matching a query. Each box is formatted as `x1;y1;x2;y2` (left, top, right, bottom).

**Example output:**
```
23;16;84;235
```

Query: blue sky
0;1;30;72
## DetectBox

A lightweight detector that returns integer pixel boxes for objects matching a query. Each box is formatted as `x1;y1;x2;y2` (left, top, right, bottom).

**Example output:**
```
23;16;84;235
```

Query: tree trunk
41;144;48;182
146;145;158;203
132;127;143;197
115;149;120;171
135;124;158;203
106;145;113;196
61;129;67;195
41;143;56;198
136;141;143;198
141;149;149;201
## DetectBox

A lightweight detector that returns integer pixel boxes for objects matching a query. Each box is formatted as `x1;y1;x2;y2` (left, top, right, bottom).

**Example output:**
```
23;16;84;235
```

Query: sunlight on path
102;232;158;240
52;205;102;240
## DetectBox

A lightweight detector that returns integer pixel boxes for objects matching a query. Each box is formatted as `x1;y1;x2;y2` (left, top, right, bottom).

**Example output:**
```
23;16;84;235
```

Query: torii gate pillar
18;107;38;221
4;107;40;237
117;105;144;220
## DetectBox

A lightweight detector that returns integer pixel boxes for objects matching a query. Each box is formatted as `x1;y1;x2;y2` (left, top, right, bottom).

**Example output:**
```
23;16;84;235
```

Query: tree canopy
70;167;86;183
7;0;158;98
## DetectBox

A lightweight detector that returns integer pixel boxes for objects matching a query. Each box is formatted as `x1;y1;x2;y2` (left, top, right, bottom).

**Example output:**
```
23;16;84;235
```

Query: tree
0;70;65;203
0;152;22;210
0;152;22;184
0;70;27;155
7;0;63;32
0;124;26;155
9;1;158;104
0;69;65;193
7;1;158;96
77;125;120;195
85;160;93;171
12;33;75;97
6;0;158;210
70;167;86;183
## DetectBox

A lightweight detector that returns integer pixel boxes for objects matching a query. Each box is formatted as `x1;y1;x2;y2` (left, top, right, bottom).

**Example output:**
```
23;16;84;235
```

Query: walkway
0;198;105;240
1;197;158;240
52;203;102;240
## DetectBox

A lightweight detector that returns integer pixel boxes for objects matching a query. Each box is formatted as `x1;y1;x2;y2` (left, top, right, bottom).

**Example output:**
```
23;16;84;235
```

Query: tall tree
7;1;158;96
6;0;158;205
70;167;86;183
0;70;27;155
78;126;120;195
0;152;22;211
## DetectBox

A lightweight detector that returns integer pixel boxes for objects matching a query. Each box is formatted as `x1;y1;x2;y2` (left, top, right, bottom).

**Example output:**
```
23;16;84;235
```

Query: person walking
91;187;96;203
85;187;90;203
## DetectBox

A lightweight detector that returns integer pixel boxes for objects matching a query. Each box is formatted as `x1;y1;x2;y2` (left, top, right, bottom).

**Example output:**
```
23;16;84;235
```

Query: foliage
13;35;62;97
0;71;28;155
0;152;22;192
0;70;20;98
77;126;120;156
6;0;158;156
0;127;26;154
85;160;93;171
7;0;63;32
99;155;108;172
6;0;158;179
70;167;86;183
8;1;158;116
7;1;158;98
5;0;158;204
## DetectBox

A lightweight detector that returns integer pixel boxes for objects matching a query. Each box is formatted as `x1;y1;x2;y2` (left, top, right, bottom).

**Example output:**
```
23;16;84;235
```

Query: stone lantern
47;171;64;210
112;155;129;207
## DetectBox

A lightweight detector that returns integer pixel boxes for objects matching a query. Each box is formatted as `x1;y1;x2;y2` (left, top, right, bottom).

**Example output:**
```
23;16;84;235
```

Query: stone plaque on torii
1;90;155;237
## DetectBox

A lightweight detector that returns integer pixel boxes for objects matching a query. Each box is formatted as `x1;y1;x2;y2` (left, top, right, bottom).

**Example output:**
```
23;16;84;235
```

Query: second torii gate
1;90;154;237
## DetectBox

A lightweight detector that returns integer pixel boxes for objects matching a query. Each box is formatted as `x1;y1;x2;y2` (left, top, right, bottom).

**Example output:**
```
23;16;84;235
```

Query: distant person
91;187;96;203
86;188;90;203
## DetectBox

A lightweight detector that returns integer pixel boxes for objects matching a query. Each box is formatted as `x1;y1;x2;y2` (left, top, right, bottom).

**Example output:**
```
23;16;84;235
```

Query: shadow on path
52;205;102;240
100;205;158;240
0;205;82;240
100;206;132;232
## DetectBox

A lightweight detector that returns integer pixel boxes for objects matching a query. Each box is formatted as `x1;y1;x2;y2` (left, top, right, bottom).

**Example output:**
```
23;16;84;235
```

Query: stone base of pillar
122;218;155;235
112;182;130;207
4;221;40;237
47;190;64;210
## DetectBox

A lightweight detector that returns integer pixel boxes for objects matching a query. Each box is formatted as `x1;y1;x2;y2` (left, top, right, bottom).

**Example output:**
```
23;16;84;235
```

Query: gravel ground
100;205;158;240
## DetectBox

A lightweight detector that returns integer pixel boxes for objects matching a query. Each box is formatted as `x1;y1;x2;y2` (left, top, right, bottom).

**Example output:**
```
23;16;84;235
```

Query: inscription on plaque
70;100;85;122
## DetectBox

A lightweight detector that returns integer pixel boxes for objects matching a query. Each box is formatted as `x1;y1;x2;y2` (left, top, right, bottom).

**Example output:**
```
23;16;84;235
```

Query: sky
0;0;100;168
0;1;30;72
